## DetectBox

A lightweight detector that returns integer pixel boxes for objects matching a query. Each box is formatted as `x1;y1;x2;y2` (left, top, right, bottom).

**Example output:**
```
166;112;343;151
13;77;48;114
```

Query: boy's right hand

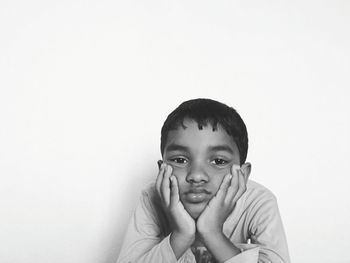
156;162;195;259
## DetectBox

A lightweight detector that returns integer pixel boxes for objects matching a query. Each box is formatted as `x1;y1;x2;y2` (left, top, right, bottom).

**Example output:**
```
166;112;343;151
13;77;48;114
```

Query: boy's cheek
167;165;185;179
212;171;230;192
174;175;186;194
170;170;187;194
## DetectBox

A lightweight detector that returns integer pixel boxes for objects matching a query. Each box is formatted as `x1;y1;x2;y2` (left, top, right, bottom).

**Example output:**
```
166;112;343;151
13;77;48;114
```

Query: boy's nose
186;163;209;184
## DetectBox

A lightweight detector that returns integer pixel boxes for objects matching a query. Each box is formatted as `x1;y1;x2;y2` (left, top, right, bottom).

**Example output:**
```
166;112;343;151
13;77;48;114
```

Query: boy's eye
211;158;228;166
170;157;188;164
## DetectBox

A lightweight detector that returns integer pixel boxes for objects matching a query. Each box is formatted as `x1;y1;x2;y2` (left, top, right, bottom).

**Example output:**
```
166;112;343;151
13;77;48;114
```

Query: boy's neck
193;235;204;247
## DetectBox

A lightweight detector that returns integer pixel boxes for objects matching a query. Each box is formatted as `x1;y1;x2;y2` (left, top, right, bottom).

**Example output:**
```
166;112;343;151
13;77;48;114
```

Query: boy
117;99;290;263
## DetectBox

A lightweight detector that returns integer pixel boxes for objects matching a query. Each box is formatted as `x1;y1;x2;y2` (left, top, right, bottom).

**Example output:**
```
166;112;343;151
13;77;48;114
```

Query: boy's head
161;98;248;164
160;98;251;219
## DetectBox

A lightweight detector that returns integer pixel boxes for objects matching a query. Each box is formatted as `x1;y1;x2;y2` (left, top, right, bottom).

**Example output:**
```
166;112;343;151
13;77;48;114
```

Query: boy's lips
184;188;211;203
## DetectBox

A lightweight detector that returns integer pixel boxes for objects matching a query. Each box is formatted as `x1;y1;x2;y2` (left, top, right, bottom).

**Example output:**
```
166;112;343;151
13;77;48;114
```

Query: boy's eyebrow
208;145;234;154
165;143;189;152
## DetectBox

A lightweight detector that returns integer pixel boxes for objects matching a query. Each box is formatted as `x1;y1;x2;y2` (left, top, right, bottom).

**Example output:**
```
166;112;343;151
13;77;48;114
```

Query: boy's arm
196;165;248;262
248;193;290;263
156;164;195;259
201;195;290;263
197;166;290;263
116;188;178;263
117;164;195;263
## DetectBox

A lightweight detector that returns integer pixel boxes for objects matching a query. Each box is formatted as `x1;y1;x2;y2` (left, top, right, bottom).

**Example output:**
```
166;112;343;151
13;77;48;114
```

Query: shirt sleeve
116;190;178;263
222;190;290;263
223;244;260;263
248;194;290;263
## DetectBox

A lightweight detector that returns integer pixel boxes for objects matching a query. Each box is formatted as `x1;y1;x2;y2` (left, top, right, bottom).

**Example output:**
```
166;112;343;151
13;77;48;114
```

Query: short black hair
160;98;248;165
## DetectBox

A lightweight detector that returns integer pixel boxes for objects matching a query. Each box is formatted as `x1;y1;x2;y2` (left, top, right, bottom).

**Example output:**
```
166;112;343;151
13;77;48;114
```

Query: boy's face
163;119;241;219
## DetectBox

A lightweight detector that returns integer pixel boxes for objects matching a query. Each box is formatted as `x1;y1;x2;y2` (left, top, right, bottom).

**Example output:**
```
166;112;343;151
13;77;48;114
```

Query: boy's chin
183;202;207;219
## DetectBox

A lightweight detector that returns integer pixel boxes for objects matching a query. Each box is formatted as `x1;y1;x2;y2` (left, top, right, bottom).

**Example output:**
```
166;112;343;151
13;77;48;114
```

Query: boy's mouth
184;188;211;203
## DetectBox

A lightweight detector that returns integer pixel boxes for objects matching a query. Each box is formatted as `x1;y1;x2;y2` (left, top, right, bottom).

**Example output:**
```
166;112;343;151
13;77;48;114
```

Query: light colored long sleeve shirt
117;180;290;263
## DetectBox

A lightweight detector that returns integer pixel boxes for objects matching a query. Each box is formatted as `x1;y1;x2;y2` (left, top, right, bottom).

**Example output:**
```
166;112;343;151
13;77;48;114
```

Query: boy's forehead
175;118;220;131
165;119;237;148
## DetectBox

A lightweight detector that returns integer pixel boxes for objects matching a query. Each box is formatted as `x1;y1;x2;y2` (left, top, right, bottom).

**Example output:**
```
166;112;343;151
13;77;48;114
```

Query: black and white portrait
0;1;349;263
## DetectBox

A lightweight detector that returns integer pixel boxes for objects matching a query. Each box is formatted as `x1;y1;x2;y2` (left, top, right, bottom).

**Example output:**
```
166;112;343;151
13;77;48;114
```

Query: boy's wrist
197;227;222;239
198;229;223;244
199;231;241;263
172;230;195;244
169;231;195;259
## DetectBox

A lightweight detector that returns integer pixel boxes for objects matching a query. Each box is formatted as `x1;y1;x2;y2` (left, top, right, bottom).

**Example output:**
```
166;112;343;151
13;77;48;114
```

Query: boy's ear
157;160;163;170
240;162;251;184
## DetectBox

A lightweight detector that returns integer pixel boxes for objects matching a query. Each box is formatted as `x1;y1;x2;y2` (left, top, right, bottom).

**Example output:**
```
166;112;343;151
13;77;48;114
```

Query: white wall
1;1;349;262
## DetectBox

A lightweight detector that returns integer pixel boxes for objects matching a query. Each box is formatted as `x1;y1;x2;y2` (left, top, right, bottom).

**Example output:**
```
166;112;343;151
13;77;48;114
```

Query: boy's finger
231;164;240;177
156;163;166;196
157;160;163;169
169;175;180;206
233;169;247;203
216;173;232;200
161;164;172;206
239;169;247;194
225;167;240;203
238;169;246;192
231;167;240;191
241;166;249;185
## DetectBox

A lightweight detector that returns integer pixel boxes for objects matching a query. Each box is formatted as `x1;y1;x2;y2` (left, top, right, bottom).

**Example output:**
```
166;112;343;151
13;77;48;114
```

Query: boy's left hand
196;165;248;237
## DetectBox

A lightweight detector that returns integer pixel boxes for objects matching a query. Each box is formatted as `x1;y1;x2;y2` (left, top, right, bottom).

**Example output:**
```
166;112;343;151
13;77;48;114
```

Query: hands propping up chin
156;162;249;259
156;162;196;259
156;162;196;242
196;164;249;237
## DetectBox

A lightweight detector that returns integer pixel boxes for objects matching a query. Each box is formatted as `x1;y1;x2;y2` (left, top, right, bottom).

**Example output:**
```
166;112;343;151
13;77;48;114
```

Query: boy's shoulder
243;179;278;208
141;181;158;200
139;181;163;215
246;179;276;197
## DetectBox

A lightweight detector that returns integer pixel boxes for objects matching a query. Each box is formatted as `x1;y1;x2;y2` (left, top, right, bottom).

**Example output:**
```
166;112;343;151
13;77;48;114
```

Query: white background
1;0;349;262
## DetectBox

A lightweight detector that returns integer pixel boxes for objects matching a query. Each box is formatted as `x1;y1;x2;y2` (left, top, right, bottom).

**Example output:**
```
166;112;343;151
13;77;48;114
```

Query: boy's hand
196;165;248;237
156;162;195;259
195;165;248;262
